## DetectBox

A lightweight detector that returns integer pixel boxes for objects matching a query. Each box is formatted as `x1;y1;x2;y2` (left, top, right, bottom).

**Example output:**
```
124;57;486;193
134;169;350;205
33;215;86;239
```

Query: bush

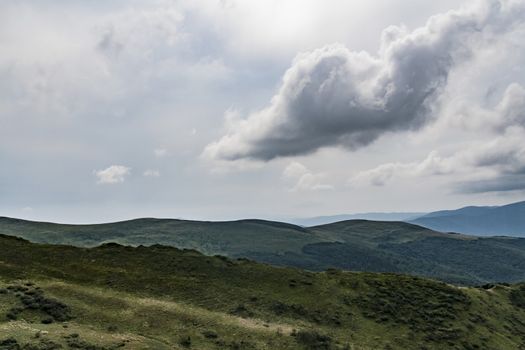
179;336;191;348
22;339;62;350
6;286;72;323
65;335;108;350
5;312;17;321
202;330;218;339
295;330;333;350
41;318;54;325
509;285;525;309
0;338;19;350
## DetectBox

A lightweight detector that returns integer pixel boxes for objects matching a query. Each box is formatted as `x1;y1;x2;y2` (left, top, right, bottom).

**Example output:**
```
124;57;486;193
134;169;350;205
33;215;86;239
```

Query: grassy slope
1;217;525;285
0;234;525;349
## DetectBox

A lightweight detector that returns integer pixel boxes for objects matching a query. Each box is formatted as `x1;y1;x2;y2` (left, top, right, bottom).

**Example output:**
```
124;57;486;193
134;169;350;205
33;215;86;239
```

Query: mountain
411;200;525;237
0;234;524;349
0;217;324;255
290;212;425;226
1;216;525;285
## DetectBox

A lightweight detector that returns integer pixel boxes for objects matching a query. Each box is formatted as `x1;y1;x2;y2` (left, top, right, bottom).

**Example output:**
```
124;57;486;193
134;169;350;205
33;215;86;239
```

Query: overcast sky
1;0;525;223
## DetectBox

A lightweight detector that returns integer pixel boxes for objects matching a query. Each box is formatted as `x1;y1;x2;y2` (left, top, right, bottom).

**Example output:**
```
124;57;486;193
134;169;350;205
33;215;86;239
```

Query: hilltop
289;212;425;227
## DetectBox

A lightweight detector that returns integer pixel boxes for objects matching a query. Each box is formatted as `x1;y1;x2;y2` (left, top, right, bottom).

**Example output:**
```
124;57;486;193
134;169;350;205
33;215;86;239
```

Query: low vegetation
0;234;524;349
1;217;525;285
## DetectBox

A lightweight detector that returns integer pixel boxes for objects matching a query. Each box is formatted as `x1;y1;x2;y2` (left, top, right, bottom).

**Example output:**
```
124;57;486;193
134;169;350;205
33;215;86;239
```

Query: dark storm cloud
205;0;525;161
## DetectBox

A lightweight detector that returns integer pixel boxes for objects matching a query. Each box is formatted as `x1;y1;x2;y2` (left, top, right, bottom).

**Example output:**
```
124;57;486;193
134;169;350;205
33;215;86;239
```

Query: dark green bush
0;338;19;350
295;330;333;350
202;330;218;339
8;286;72;322
509;285;525;309
179;336;191;348
41;318;53;324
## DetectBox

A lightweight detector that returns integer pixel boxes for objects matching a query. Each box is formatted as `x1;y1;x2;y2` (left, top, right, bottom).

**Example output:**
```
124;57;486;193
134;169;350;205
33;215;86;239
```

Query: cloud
488;83;525;131
449;83;525;132
154;149;168;158
283;162;333;191
349;151;453;187
356;131;525;193
143;169;160;177
204;0;525;161
457;176;525;193
95;165;131;184
351;83;525;192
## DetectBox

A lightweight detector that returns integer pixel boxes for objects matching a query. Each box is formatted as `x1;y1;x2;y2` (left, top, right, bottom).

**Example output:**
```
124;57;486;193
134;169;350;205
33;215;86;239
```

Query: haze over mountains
289;212;425;227
293;200;525;237
410;200;525;237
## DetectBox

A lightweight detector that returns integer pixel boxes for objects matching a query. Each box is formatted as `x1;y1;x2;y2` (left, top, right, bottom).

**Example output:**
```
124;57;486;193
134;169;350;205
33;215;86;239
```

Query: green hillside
1;234;525;349
0;217;323;255
1;217;525;285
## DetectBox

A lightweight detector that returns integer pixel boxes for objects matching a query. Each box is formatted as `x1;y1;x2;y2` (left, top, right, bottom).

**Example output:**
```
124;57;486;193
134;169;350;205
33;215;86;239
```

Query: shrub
295;330;333;350
5;312;17;321
22;339;62;350
65;336;108;350
0;338;19;350
509;285;525;309
179;336;191;348
9;286;72;322
41;318;54;325
202;330;218;339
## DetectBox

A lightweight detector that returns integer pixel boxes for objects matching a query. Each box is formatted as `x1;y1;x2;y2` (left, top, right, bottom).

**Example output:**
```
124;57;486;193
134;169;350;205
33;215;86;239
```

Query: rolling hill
410;200;525;237
289;212;425;227
1;216;525;285
0;234;524;349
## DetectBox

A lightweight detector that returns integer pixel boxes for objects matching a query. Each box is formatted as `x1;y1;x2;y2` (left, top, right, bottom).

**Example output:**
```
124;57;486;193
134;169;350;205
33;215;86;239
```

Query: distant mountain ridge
1;215;525;285
290;212;425;227
410;200;525;237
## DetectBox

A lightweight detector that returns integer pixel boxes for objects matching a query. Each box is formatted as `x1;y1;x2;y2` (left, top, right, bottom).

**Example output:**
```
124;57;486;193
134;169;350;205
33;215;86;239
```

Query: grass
0;234;524;349
2;216;525;285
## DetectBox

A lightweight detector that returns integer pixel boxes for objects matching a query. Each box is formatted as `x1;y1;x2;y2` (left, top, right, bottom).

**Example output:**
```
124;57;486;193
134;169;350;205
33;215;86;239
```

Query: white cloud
154;149;168;158
95;165;131;184
2;0;525;222
143;169;160;177
283;162;333;191
204;0;525;161
351;83;525;192
349;151;455;187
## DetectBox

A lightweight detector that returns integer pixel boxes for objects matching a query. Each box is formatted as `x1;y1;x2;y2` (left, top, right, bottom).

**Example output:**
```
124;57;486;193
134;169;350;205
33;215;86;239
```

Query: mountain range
1;215;525;285
410;200;525;236
1;200;525;349
292;200;525;237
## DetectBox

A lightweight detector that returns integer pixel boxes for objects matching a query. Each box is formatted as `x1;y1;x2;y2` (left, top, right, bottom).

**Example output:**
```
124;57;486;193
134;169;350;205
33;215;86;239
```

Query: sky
1;0;525;223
